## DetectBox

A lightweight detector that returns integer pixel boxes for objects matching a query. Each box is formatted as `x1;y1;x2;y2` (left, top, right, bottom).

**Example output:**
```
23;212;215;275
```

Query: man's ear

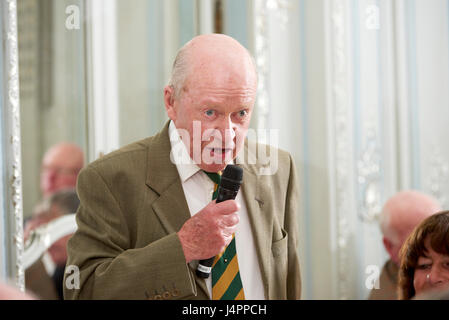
383;237;397;263
164;85;177;121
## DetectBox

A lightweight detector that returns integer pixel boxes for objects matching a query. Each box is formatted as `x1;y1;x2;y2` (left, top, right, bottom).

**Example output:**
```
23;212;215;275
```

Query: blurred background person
368;190;441;300
24;189;80;299
23;142;83;227
21;142;83;299
398;211;449;299
40;142;84;199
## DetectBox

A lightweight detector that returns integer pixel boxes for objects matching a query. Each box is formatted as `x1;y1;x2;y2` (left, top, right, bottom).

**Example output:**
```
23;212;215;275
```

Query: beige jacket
64;122;301;300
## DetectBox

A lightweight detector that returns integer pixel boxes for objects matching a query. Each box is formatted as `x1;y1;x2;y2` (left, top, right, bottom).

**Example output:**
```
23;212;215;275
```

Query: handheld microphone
196;165;243;279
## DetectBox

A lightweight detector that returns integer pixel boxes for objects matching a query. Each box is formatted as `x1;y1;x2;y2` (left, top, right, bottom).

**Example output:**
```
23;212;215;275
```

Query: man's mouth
210;148;233;155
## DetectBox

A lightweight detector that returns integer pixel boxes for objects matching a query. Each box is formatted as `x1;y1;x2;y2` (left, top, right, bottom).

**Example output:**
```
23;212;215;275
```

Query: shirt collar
168;120;202;183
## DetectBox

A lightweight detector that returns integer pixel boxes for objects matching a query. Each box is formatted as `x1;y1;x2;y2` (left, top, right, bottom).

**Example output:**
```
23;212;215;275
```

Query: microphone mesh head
221;165;243;190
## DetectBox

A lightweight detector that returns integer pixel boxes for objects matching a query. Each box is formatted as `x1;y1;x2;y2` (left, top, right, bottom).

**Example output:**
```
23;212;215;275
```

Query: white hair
168;42;192;99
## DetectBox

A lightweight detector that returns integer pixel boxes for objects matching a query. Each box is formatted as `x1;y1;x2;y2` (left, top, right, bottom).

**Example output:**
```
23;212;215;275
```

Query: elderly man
64;34;301;300
368;190;441;300
40;142;84;198
23;143;83;299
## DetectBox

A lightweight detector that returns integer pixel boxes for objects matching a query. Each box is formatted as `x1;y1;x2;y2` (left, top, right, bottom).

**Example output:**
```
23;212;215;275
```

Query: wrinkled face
413;239;449;296
170;86;255;172
165;56;257;173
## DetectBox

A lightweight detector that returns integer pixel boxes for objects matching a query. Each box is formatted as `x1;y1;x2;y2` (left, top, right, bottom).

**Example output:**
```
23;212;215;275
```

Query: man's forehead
189;84;256;95
186;43;257;81
185;87;256;107
184;68;257;95
43;148;83;168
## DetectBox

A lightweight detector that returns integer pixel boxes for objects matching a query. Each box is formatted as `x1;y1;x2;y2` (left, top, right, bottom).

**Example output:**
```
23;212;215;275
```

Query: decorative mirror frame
0;0;24;291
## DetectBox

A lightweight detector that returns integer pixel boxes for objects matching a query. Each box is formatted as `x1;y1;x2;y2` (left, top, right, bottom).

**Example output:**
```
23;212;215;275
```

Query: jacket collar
168;120;202;183
145;121;180;195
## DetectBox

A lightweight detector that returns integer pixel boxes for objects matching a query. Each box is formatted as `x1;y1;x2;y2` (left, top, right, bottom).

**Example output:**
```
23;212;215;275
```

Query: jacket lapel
145;121;190;233
145;121;209;298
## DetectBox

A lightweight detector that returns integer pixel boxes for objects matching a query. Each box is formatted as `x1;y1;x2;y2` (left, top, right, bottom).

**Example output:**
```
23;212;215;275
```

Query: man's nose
219;118;236;145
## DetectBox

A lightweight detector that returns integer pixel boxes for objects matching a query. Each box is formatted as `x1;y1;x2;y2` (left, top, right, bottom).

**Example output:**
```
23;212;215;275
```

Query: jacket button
172;288;180;297
162;291;171;300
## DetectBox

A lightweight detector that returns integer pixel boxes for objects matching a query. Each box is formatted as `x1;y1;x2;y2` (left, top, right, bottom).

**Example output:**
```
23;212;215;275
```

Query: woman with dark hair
398;211;449;299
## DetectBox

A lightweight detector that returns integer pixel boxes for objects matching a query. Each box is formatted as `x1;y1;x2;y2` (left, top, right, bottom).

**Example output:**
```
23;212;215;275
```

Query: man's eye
205;110;215;117
238;110;248;117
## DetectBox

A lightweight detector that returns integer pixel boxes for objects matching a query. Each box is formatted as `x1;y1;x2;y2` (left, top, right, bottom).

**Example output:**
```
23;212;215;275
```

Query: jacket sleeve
285;154;302;299
63;166;197;300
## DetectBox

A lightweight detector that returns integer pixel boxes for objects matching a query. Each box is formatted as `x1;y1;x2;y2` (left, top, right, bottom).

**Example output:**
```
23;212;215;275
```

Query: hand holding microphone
177;165;243;278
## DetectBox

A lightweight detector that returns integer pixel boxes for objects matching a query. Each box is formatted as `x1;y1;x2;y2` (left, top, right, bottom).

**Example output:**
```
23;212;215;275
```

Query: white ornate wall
252;0;449;299
395;0;449;205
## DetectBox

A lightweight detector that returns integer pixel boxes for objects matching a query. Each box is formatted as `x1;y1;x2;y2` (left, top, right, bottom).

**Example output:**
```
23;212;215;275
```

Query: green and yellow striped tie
203;171;245;300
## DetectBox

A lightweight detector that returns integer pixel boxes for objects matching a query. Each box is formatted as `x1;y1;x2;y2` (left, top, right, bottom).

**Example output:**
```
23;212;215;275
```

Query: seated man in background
22;142;84;299
23;142;84;234
24;190;80;299
39;142;84;198
368;190;441;300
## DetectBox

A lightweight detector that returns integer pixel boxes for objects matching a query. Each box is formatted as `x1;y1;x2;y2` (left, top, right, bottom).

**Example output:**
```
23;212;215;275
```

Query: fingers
209;200;240;234
208;200;240;232
220;212;240;227
218;232;235;252
178;199;241;262
210;199;240;216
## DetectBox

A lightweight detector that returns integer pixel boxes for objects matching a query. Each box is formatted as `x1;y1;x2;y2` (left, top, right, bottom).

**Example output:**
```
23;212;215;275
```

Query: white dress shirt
168;121;265;300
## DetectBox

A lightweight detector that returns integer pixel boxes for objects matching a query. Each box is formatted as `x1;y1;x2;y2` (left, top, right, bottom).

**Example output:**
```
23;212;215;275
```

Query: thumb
213;200;240;216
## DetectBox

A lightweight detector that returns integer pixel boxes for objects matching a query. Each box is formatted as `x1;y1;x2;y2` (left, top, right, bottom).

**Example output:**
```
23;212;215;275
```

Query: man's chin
198;163;228;173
